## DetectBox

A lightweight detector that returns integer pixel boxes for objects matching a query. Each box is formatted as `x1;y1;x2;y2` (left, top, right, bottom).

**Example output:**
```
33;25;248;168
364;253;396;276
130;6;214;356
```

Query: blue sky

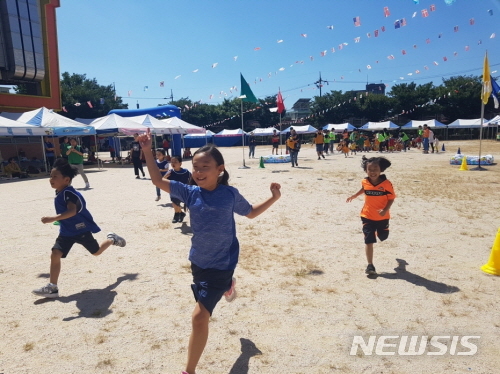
56;0;500;109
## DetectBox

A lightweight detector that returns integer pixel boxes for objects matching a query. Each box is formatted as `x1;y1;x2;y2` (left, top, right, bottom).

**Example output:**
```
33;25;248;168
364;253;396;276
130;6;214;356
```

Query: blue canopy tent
184;130;215;148
214;129;247;147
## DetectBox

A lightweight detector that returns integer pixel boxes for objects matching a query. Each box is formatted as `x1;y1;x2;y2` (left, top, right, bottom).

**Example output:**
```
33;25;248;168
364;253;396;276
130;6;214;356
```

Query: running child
138;129;281;374
32;158;126;298
164;155;192;223
155;148;170;201
346;156;396;275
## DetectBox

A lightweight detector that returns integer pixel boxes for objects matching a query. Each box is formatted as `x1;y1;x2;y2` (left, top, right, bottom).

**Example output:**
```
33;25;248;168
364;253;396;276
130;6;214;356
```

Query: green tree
59;72;127;119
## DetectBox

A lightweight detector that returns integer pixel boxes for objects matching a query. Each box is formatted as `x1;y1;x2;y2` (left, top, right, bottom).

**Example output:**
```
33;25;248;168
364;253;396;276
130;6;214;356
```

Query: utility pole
164;89;174;103
314;72;331;97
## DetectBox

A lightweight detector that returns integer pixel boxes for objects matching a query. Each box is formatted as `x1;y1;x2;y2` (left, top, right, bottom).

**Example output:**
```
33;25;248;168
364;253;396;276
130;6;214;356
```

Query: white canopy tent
446;119;483;128
184;130;215;138
128;114;186;134
75;114;149;135
251;127;278;136
215;128;247;136
0;116;48;136
360;121;399;131
280;125;317;134
323;123;356;132
160;117;205;134
401;119;446;129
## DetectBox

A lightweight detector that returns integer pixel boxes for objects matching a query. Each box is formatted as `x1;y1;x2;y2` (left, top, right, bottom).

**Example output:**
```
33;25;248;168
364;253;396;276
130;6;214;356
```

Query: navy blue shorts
190;263;234;315
361;217;390;244
52;232;100;258
171;197;182;206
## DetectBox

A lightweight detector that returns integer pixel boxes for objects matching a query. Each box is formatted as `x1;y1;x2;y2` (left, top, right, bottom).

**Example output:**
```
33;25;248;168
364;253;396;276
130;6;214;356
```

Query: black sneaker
172;213;179;223
135;176;140;179
178;212;186;223
322;154;325;159
365;264;377;275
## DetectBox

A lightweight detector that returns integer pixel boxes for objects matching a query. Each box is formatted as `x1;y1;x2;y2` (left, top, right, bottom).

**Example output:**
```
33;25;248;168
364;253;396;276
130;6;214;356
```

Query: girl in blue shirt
138;129;281;374
154;148;170;201
32;159;126;299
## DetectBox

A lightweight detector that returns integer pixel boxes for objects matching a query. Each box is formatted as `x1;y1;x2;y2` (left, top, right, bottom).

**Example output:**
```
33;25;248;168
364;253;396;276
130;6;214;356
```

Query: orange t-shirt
360;175;396;220
423;128;430;138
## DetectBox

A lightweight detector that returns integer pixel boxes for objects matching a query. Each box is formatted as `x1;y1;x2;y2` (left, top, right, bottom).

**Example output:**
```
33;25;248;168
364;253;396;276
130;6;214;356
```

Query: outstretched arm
137;129;171;194
346;188;364;203
246;183;281;219
41;201;77;224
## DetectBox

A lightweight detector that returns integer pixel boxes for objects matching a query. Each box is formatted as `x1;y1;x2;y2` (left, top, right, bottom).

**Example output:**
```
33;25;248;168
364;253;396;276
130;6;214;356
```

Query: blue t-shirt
167;168;191;184
156;159;169;176
55;186;101;236
169;181;252;270
44;141;54;157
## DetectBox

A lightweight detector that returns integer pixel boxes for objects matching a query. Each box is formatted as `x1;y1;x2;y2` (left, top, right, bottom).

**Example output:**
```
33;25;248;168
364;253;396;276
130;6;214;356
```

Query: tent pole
41;136;48;173
238;99;249;169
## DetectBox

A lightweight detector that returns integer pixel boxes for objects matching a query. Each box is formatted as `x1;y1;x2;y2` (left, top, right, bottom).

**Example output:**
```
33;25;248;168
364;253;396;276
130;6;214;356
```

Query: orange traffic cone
459;155;468;171
481;228;500;276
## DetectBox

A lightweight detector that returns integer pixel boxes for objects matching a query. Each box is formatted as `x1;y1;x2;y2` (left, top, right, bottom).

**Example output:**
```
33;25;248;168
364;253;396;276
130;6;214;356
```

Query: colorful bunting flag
159;81;164;87
430;4;436;11
87;101;93;108
353;16;361;27
482;52;492;105
422;9;429;17
383;7;390;17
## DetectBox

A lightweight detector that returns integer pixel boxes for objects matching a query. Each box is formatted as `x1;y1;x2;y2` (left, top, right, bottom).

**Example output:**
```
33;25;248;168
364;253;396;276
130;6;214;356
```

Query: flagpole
238;98;249;169
279;112;282;155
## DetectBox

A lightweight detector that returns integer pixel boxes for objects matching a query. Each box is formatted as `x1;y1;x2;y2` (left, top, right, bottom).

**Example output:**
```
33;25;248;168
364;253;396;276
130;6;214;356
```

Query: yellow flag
481;52;492;105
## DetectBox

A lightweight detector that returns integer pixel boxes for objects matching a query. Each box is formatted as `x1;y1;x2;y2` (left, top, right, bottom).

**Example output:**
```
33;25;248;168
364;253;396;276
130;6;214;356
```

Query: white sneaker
107;232;126;247
224;277;237;302
155;196;161;201
85;183;90;189
32;283;59;298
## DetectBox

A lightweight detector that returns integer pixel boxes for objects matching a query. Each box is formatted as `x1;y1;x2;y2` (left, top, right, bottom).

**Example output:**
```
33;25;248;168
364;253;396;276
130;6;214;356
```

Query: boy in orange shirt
346;156;396;275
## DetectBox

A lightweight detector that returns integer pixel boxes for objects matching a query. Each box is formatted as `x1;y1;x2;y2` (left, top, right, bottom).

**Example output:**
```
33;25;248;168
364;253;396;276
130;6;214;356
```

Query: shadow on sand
34;273;139;321
372;259;460;294
228;338;262;374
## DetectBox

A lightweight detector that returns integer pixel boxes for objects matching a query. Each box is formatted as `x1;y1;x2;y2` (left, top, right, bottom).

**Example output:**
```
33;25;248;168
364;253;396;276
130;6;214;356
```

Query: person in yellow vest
287;129;300;167
323;129;331;155
328;131;337;153
313;129;325;160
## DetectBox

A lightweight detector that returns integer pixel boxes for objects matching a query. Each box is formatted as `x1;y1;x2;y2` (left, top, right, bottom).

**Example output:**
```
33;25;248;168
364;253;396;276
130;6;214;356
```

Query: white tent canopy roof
184;130;215;138
360;121;399;131
280;125;318;134
251;127;278;136
485;115;500;125
447;118;483;128
0;116;48;136
215;128;247;136
76;114;149;135
323;123;356;132
1;107;96;135
128;114;187;134
401;119;446;129
160;117;205;134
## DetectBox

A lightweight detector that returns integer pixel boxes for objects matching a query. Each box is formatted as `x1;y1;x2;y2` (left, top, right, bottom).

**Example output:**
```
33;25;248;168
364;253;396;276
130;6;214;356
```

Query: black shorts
272;143;279;148
361;217;390;244
52;232;100;258
190;263;234;315
171;197;182;206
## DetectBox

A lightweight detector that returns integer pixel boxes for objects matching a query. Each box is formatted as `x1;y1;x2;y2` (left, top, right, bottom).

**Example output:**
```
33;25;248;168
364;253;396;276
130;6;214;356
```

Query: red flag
87;101;93;108
277;91;285;114
383;7;390;17
430;4;436;11
421;9;429;17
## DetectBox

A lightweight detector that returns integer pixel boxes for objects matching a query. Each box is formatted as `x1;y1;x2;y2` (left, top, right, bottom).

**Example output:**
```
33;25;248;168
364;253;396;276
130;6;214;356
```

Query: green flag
240;74;259;103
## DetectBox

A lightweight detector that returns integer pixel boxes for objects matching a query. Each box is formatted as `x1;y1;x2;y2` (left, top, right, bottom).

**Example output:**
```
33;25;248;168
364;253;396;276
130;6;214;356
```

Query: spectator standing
67;138;90;189
313;129;325;160
44;136;56;171
248;132;256;159
130;133;146;179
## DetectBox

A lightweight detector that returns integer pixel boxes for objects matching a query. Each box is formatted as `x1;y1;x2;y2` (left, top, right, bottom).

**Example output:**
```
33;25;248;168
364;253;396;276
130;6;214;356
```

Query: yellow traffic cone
259;156;265;168
481;228;500;276
459;155;468;171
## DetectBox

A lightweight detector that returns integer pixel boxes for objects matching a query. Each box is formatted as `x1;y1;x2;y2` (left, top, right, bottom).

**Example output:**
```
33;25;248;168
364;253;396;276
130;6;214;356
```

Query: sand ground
1;140;499;374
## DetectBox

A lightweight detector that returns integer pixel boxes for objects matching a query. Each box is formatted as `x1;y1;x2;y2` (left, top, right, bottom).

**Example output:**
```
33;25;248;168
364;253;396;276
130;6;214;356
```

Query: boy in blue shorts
32;159;126;298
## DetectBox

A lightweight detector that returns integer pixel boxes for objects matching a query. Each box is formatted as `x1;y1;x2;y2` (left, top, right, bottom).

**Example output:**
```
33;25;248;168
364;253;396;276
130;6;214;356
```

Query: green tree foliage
58;72;127;119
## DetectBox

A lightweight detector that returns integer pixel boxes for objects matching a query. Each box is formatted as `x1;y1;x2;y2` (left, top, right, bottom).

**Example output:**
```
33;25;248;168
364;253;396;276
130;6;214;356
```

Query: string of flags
116;3;496;105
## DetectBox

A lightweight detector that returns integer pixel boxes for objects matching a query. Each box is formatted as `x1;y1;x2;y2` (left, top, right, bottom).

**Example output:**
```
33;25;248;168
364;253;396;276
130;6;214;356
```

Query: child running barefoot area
138;129;281;374
32;159;126;299
346;156;396;275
